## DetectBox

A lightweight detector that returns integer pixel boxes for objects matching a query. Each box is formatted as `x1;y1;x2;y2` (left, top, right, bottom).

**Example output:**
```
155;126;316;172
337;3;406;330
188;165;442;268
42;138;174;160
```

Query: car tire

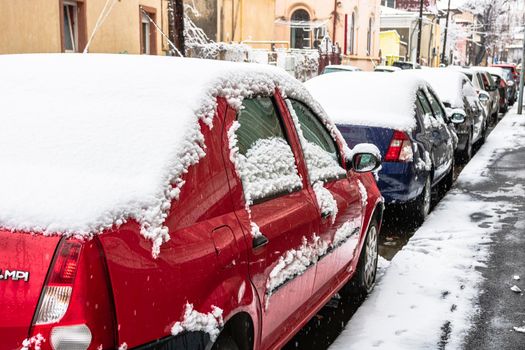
440;159;455;196
478;119;488;146
212;333;240;350
491;111;498;126
342;218;379;297
459;131;472;164
412;176;431;225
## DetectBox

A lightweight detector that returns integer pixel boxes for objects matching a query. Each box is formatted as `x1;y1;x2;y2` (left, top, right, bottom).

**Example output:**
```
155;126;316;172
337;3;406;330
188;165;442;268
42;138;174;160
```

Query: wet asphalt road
462;146;525;348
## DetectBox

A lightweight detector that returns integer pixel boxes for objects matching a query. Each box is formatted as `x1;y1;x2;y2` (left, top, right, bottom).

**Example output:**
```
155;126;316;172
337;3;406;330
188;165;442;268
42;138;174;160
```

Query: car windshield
323;67;357;74
499;69;513;80
393;62;413;70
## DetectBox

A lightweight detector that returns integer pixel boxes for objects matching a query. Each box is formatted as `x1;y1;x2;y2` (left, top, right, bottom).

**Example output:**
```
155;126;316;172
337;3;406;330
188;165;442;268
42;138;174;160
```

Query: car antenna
139;7;183;57
83;0;118;54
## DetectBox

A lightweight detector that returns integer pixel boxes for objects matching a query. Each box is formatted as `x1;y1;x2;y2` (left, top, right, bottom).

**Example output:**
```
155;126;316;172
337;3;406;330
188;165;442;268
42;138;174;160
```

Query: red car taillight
28;238;116;350
385;130;413;162
34;240;81;325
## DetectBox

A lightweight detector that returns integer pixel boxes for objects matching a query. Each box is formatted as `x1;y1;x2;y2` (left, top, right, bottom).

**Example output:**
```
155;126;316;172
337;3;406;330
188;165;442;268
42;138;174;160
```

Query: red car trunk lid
0;230;60;349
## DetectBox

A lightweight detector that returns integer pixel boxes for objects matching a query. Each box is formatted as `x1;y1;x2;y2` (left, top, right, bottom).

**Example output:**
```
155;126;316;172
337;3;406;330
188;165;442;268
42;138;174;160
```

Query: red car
0;54;383;350
491;63;519;84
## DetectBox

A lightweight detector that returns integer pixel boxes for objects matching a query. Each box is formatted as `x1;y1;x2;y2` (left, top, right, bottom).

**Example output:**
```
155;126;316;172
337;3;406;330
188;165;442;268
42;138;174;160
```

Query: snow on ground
330;110;525;350
459;112;525;185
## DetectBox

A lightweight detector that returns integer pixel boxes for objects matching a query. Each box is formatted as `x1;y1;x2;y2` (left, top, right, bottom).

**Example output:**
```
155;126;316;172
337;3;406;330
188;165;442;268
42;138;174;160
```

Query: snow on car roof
304;72;427;131
481;66;506;78
399;68;471;108
0;53;337;256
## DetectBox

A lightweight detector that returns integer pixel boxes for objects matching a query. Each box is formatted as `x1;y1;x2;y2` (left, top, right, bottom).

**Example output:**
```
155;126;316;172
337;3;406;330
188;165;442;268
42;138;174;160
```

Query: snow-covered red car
0;54;383;350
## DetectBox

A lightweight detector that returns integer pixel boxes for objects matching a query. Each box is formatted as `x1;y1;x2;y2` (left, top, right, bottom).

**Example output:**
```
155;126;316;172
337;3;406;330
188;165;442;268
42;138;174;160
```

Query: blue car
305;72;462;222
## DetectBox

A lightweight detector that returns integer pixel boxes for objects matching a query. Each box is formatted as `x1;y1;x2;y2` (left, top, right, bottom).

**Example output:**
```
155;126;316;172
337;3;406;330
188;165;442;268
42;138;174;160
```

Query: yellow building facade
0;0;167;55
379;30;401;65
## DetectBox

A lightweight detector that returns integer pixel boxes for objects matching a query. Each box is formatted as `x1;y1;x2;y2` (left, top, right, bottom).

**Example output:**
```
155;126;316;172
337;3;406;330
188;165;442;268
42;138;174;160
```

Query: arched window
290;9;310;49
347;12;355;55
367;17;373;56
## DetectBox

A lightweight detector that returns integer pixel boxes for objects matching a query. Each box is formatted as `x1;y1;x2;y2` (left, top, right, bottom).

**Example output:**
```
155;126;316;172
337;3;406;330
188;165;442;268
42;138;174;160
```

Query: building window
381;0;395;7
140;6;157;55
61;0;86;52
367;17;373;56
347;12;355;55
290;9;311;49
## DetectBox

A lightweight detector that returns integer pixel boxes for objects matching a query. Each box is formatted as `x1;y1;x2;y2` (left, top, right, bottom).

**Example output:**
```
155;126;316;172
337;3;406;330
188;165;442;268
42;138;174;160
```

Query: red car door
97;100;250;348
284;99;364;297
221;95;320;349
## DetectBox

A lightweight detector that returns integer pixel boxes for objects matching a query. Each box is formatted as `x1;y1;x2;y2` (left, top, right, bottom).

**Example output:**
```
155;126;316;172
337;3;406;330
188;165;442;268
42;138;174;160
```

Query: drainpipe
441;0;451;64
332;0;337;43
416;0;423;63
240;0;243;41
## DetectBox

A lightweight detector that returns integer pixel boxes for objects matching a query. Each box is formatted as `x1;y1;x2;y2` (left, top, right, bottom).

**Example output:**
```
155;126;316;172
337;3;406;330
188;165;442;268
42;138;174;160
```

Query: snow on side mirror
352;153;381;173
478;92;490;103
347;143;382;173
446;108;466;125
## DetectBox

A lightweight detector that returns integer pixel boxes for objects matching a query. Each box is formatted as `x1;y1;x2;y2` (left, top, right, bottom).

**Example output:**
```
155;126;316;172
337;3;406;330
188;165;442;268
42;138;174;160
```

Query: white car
322;65;362;74
374;65;401;73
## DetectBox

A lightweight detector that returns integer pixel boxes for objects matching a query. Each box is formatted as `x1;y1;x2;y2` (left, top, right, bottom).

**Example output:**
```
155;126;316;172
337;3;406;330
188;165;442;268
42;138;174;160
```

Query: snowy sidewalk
330;109;525;350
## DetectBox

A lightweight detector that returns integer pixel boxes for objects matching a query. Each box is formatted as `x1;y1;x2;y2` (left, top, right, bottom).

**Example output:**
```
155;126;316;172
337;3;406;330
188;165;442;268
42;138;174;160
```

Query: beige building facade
0;0;167;55
274;0;381;70
211;1;381;69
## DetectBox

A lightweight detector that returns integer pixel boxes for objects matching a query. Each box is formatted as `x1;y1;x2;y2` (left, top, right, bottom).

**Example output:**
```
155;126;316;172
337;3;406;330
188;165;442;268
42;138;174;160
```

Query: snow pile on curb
459;112;525;185
171;303;224;342
330;192;505;350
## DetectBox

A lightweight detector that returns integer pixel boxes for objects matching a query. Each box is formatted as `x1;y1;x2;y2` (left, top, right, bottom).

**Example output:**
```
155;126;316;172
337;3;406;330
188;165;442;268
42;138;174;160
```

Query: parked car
484;69;509;113
484;66;516;106
0;54;384;350
392;61;422;70
473;68;501;122
323;64;362;74
374;65;401;72
402;68;487;162
492;63;519;85
305;72;459;222
450;66;498;125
